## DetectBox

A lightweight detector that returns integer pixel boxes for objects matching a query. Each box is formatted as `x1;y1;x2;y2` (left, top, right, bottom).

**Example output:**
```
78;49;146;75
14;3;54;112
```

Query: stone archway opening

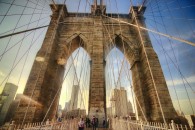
58;47;91;120
105;47;136;119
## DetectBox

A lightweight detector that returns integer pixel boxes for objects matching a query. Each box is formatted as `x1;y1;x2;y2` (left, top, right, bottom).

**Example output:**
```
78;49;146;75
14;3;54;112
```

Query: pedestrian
85;117;90;128
102;117;106;128
78;118;85;130
91;116;96;130
95;117;99;127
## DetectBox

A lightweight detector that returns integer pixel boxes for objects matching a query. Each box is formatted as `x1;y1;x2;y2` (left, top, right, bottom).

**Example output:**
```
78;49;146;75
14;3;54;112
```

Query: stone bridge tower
13;2;178;124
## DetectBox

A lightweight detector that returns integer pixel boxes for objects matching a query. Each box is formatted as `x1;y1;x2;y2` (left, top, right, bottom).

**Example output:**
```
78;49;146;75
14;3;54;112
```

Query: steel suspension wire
0;15;50;35
0;0;30;61
129;0;167;125
102;15;195;46
0;0;16;25
154;0;195;112
123;57;147;121
0;0;48;62
143;16;195;95
104;17;147;124
123;60;137;119
103;18;129;120
163;0;195;114
76;46;88;110
70;41;86;110
21;2;57;127
103;2;121;113
113;0;136;89
115;0;142;120
103;0;147;120
148;2;183;113
40;0;89;123
39;47;82;127
0;12;50;17
28;0;50;10
68;0;90;112
8;2;49;124
79;52;90;110
0;23;48;87
0;1;50;12
0;25;49;39
0;0;43;87
79;47;90;109
105;0;123;89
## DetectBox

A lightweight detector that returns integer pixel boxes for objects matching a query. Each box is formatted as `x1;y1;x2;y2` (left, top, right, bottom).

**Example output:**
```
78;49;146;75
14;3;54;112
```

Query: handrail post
171;120;176;130
8;121;15;130
140;120;144;130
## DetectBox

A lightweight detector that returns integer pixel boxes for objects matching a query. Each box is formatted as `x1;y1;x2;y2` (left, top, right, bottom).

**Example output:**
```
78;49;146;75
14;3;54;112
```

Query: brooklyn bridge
0;0;195;129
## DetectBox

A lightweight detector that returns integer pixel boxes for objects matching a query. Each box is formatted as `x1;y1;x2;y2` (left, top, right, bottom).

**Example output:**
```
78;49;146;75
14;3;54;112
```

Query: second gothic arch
104;33;140;65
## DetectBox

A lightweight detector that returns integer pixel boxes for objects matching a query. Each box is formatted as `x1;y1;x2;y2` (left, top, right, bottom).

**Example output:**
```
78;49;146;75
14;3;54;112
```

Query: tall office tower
0;83;18;125
110;87;128;117
69;85;79;110
5;94;22;123
64;102;70;111
127;101;134;114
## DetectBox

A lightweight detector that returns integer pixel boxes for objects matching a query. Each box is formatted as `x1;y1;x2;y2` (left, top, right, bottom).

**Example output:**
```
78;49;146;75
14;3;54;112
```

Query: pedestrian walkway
85;128;112;130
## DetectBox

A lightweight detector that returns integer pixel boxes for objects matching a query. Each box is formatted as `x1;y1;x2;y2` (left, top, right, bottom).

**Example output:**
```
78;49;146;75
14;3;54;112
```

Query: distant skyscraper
69;85;79;110
0;83;18;125
57;105;62;118
5;94;22;123
127;101;133;114
110;87;128;117
64;102;70;111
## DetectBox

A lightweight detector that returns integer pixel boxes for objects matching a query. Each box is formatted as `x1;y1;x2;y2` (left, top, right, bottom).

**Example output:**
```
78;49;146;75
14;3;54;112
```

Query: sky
0;0;195;116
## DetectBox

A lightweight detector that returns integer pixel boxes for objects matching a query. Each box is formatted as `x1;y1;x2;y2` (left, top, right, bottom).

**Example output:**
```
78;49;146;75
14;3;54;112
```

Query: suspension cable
148;2;183;113
103;0;147;120
0;25;49;39
102;15;195;46
130;0;167;124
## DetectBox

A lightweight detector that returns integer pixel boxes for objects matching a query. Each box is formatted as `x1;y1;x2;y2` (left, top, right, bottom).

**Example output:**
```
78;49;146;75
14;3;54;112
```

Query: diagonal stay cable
131;0;167;124
0;25;49;39
0;0;16;25
0;1;50;12
0;19;50;58
102;15;195;46
0;15;50;35
0;27;47;87
0;12;50;17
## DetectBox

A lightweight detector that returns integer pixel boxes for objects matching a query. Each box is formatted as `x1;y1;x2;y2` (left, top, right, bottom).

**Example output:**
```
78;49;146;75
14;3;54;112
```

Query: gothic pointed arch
56;33;91;66
104;33;139;65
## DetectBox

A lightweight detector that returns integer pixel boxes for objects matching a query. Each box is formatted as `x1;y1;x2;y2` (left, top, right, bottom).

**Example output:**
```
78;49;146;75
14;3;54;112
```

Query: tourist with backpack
78;118;85;130
91;116;96;130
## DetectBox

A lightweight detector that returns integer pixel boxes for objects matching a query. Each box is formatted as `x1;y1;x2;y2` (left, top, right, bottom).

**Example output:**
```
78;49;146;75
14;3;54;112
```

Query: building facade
5;94;22;123
110;87;128;117
0;83;18;125
69;85;79;110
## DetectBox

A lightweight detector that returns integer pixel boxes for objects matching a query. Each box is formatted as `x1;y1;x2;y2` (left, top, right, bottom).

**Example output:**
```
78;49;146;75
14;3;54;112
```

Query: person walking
85;117;90;128
102;117;106;128
78;118;85;130
91;116;96;130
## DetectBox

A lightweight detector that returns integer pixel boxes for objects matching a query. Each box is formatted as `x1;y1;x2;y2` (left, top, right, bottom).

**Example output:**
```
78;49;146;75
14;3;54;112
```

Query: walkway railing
3;118;192;130
5;119;79;130
111;118;191;130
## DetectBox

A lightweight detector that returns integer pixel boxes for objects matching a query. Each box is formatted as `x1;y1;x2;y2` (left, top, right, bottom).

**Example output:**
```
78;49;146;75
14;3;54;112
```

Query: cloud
166;75;195;87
